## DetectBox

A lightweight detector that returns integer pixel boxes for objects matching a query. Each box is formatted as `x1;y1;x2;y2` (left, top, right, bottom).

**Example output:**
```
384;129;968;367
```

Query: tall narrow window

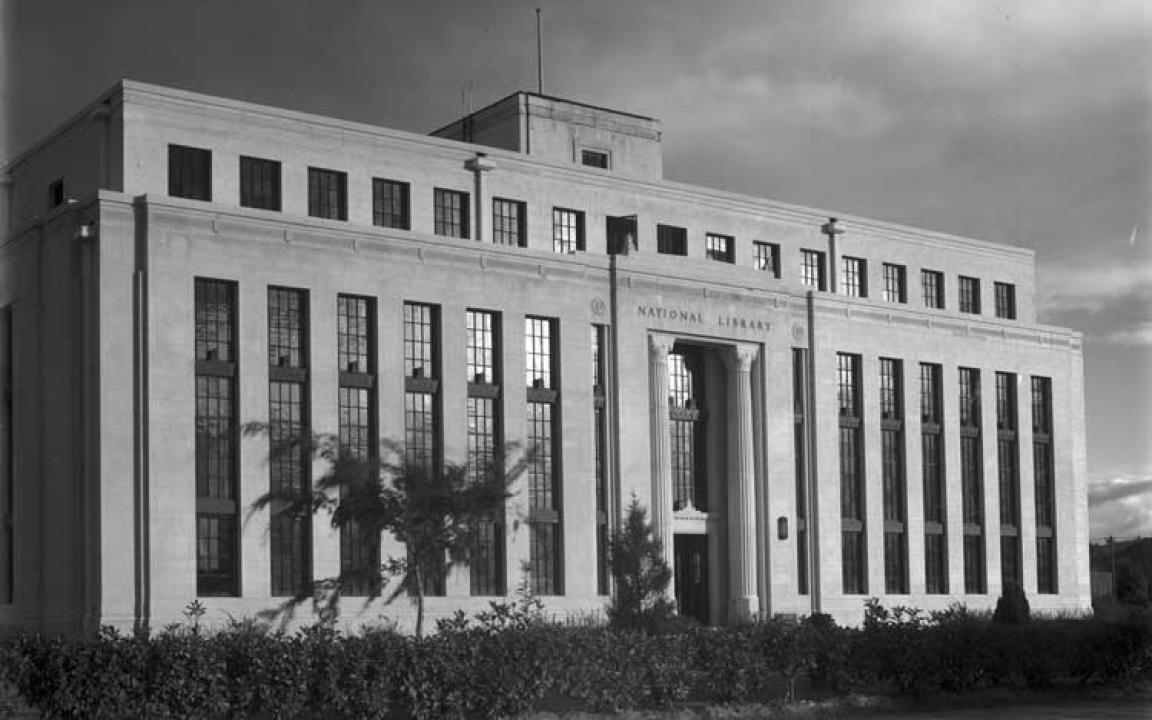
404;302;444;596
792;348;809;595
593;326;610;595
921;363;947;593
194;279;238;596
996;372;1021;590
922;270;944;309
838;353;866;594
308;167;347;221
801;250;827;290
959;367;986;593
434;188;470;239
493;198;527;247
337;295;377;595
48;179;65;209
995;282;1017;320
705;233;734;263
881;358;907;594
883;263;907;303
240;156;281;211
170;145;212;201
670;348;706;511
468;310;504;595
1032;377;1057;593
373;179;410;230
959;276;981;314
840;257;867;297
268;287;310;596
0;306;13;603
581;149;609;168
526;317;562;595
657;224;687;256
753;242;781;278
553;208;585;253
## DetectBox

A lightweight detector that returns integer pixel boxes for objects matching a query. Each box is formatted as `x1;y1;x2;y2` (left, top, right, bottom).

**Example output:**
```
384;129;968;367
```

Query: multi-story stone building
0;81;1089;633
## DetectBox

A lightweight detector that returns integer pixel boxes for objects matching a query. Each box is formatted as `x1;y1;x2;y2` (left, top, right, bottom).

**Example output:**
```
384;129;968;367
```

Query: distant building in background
0;81;1090;632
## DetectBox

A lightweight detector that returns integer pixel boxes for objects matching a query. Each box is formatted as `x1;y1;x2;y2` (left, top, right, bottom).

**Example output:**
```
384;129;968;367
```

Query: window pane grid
705;233;734;263
308;167;347;221
240;156;280;211
373;179;410;229
1032;376;1057;593
269;378;309;596
920;363;947;594
338;295;377;596
752;242;780;277
995;282;1016;319
434;188;469;238
468;310;504;596
169;144;211;201
466;310;496;384
337;295;373;374
883;263;906;303
268;288;307;368
493;198;526;247
841;256;866;297
657;224;687;256
959;276;981;314
404;303;437;379
922;270;944;309
195;280;236;362
793;348;808;595
553;208;583;253
802;250;825;289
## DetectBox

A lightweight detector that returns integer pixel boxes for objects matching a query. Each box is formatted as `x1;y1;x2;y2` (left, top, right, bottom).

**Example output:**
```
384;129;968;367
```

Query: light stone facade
0;81;1090;633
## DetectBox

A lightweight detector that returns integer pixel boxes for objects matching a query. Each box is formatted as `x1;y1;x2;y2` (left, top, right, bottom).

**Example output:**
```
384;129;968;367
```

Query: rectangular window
553;207;585;253
404;302;444;596
838;353;866;594
996;372;1021;589
468;310;504;595
883;263;907;303
995;282;1017;320
753;242;781;278
593;326;610;595
959;367;986;594
267;287;310;597
434;188;470;239
48;179;65;209
669;348;706;512
705;233;734;263
195;279;238;596
793;348;809;595
880;358;907;594
493;198;527;247
337;295;378;595
1032;376;1057;593
373;178;410;230
526;317;562;595
581;149;609;169
959;276;981;314
240;156;281;211
801;250;827;290
0;306;13;603
308;167;347;221
840;256;867;297
169;144;212;201
657;224;687;256
922;270;944;309
921;363;947;594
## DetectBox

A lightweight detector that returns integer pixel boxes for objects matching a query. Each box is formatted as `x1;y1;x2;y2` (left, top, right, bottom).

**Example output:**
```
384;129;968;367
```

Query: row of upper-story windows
164;144;1019;319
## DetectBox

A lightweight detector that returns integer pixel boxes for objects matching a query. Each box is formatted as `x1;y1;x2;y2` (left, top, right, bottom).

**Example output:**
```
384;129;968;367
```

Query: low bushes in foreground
2;602;1150;719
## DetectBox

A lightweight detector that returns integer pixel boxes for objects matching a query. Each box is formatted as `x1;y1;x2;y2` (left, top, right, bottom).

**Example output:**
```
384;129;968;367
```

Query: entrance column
648;334;675;584
725;343;759;621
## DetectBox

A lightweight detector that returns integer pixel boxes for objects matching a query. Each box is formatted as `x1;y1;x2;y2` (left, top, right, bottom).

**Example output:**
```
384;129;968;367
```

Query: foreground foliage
2;602;1150;719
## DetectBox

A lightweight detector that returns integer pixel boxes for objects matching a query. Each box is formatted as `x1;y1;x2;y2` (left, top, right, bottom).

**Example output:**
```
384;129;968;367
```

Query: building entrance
673;534;709;624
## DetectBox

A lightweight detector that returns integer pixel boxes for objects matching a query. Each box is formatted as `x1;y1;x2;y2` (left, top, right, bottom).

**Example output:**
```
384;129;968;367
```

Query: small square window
434;188;470;239
308;167;347;221
705;233;734;263
883;263;907;303
801;249;827;290
657;224;687;256
752;242;780;278
994;282;1016;320
922;270;944;309
841;256;867;297
48;179;65;209
240;156;281;211
959;276;981;314
493;198;527;247
169;144;212;201
552;208;585;253
373;178;410;230
580;149;609;169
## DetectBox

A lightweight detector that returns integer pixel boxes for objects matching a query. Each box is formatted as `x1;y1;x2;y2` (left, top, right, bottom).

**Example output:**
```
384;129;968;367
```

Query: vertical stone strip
648;334;675;584
725;343;759;621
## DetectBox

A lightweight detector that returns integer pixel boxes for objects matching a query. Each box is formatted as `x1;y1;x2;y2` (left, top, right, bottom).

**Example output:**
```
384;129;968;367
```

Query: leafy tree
245;427;526;637
606;497;675;632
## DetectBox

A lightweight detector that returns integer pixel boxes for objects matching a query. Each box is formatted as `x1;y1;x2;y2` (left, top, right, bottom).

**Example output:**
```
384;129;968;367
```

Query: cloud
1099;321;1152;348
1037;261;1152;315
1089;473;1152;540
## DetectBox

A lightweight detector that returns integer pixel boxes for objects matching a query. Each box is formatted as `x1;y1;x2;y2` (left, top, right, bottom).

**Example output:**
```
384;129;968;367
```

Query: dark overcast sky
2;0;1149;538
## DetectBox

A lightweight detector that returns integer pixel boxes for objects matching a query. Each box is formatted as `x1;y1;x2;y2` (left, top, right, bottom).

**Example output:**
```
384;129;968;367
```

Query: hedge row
3;606;1150;719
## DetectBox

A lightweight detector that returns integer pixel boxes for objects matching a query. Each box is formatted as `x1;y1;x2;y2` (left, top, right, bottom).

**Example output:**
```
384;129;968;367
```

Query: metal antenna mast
535;8;543;94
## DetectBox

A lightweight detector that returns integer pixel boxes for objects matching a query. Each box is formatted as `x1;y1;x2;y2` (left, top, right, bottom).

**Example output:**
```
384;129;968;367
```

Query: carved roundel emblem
791;323;806;341
591;298;607;316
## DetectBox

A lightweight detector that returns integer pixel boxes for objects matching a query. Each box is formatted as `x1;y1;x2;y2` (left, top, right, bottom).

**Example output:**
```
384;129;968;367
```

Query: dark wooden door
674;534;709;625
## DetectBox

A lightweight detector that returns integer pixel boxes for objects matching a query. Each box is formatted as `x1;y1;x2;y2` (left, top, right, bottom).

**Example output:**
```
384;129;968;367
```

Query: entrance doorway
673;534;709;624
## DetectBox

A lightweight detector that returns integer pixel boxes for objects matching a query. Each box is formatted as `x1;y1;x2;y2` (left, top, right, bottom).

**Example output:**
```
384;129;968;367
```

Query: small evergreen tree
606;498;675;632
992;580;1031;625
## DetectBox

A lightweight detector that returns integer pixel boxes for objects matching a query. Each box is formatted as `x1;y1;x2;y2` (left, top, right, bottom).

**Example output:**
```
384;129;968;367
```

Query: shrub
606;498;676;634
993;581;1031;625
